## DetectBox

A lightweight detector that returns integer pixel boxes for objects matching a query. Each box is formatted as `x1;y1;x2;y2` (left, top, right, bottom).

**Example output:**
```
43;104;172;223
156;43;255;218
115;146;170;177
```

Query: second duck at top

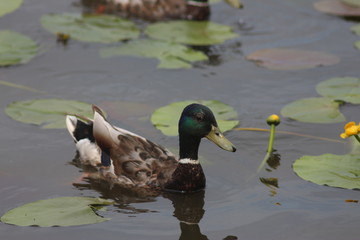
81;0;243;21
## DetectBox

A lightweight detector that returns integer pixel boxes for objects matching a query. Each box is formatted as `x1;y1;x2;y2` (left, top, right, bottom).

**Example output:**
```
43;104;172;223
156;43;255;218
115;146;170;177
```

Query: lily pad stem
257;114;280;173
257;124;275;173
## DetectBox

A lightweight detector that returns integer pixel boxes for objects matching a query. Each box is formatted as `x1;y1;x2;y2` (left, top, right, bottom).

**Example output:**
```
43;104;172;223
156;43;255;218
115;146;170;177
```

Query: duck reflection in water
166;191;208;240
73;175;236;240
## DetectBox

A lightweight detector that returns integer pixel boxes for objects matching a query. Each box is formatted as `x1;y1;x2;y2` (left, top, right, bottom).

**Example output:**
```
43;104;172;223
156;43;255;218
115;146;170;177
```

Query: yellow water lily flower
340;121;360;139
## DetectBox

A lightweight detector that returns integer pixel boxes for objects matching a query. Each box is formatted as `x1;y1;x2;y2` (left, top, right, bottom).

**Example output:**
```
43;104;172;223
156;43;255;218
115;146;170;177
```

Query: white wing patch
113;0;130;4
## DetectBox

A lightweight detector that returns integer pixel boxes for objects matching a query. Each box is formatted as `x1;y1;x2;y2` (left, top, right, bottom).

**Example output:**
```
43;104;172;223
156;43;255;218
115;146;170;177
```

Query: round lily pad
5;99;93;129
223;0;243;8
316;77;360;104
352;24;360;36
355;41;360;49
145;21;238;46
0;0;23;17
293;154;360;190
342;0;360;8
246;48;340;70
1;197;112;227
151;100;239;136
100;39;208;69
0;30;38;66
41;13;139;43
281;97;345;123
314;0;360;16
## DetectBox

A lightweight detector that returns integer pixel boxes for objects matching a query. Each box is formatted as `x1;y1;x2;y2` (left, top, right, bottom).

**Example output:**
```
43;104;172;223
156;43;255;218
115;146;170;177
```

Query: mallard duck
66;103;236;193
80;0;243;21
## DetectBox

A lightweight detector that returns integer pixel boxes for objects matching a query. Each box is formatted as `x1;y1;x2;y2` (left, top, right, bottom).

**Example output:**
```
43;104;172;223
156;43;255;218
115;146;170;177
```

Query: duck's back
81;0;187;21
66;107;179;191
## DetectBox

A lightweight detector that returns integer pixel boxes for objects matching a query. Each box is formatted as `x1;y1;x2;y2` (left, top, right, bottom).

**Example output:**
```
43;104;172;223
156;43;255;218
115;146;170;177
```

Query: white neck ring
179;158;200;164
187;1;209;7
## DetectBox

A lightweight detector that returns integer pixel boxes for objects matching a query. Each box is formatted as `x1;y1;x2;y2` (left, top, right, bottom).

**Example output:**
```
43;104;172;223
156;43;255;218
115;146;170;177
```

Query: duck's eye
195;113;204;122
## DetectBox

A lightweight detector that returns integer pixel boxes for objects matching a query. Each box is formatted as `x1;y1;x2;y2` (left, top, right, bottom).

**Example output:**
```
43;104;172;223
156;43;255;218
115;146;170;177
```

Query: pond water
1;0;360;239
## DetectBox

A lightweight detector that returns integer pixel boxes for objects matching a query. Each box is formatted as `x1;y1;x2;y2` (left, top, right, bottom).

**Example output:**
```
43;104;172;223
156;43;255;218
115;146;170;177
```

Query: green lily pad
210;0;242;6
151;100;239;136
293;154;360;190
224;0;243;8
355;41;360;49
352;24;360;36
41;13;139;43
281;97;345;123
100;39;208;69
145;21;238;46
314;0;360;16
246;48;340;70
0;30;38;66
1;197;113;227
316;77;360;104
0;0;22;17
5;99;94;129
342;0;360;8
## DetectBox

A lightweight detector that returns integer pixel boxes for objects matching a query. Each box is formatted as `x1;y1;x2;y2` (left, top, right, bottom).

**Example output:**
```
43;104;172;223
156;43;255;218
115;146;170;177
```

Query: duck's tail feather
92;105;120;152
66;114;100;167
66;115;95;143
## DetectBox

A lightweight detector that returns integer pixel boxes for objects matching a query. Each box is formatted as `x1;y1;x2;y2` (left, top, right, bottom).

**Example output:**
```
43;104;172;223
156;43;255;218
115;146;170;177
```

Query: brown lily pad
314;0;360;17
98;101;154;121
246;48;340;70
97;101;155;134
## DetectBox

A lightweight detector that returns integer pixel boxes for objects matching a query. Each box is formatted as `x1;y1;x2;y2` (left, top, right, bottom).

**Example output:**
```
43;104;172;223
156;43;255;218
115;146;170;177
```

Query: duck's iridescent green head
178;103;236;152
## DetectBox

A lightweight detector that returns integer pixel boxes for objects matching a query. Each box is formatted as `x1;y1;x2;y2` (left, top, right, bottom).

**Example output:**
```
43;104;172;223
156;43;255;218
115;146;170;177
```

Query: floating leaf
1;197;112;227
224;0;243;8
316;77;360;104
293;154;360;190
41;13;139;43
0;0;22;17
342;0;360;8
145;21;238;46
5;99;94;129
355;41;360;49
246;48;340;70
0;30;38;66
210;0;242;6
281;97;345;123
151;100;239;136
100;39;208;69
352;24;360;36
314;0;360;16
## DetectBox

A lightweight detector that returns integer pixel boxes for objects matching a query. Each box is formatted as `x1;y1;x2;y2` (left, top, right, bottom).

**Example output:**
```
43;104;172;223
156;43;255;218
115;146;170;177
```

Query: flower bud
266;114;280;126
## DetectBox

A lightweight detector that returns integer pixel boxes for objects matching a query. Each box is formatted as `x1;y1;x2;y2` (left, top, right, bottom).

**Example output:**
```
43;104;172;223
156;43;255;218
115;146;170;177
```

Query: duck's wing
92;106;178;187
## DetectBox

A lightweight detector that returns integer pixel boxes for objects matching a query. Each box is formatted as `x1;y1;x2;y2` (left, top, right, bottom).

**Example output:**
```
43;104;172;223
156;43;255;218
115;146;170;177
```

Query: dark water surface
1;0;360;239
